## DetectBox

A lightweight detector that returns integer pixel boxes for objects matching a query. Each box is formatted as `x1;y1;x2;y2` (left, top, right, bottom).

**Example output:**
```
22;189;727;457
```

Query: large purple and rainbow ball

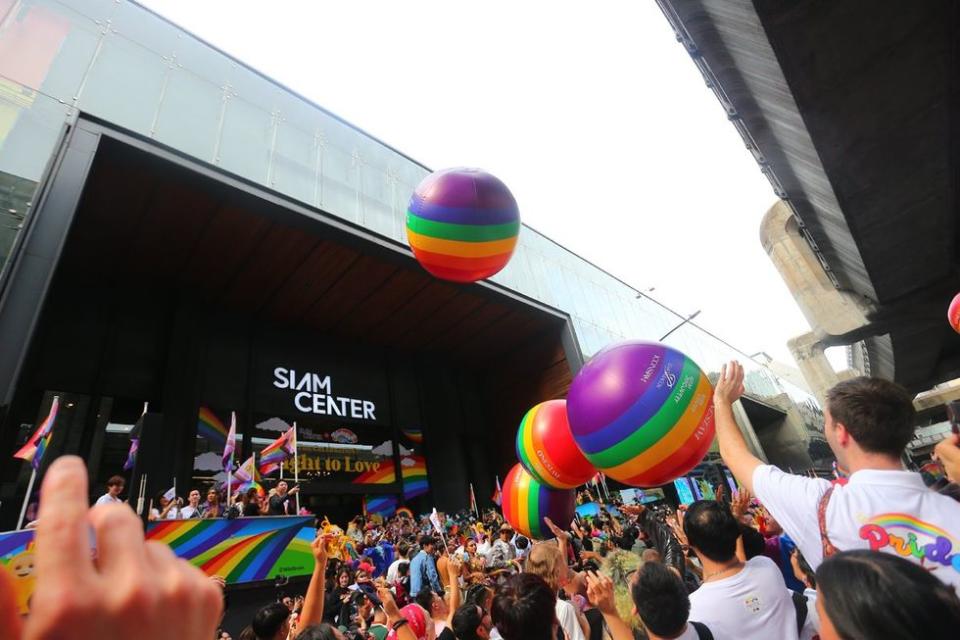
516;400;596;489
502;463;575;540
406;168;520;283
566;341;716;487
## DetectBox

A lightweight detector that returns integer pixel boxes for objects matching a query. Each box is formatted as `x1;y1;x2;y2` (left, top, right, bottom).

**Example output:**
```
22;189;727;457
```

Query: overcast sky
139;0;833;368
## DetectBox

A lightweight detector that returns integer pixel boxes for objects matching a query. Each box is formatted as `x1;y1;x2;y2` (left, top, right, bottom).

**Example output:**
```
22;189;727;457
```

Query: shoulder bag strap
818;485;840;559
690;621;715;640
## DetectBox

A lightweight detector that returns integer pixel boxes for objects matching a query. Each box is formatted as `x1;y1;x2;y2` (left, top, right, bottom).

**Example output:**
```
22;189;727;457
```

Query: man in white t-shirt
631;560;719;640
714;361;960;591
684;500;799;639
94;475;125;506
386;540;411;584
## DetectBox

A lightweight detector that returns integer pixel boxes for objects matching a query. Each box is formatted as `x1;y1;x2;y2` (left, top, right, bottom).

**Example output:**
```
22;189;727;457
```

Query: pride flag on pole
14;396;59;471
222;412;237;472
232;454;262;494
469;483;478;516
123;438;139;471
258;427;295;476
491;475;502;507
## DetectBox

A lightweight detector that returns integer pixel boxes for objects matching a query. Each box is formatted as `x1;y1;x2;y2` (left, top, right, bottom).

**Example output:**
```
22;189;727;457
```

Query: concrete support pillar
760;201;873;337
761;200;873;397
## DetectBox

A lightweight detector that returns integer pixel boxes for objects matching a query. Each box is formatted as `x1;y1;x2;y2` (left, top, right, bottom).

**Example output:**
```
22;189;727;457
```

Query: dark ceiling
661;0;959;391
57;139;569;373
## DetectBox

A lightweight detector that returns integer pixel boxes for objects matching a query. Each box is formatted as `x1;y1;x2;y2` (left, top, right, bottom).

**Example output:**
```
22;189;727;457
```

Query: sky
138;0;833;369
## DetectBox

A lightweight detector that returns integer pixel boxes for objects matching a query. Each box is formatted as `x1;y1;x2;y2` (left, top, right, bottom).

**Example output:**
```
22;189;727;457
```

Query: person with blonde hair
525;540;587;640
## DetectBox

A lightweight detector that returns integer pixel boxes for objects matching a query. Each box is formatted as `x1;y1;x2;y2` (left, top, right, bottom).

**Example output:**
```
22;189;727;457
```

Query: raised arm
298;532;330;628
378;586;419;640
445;556;463;626
585;572;634;640
714;361;764;494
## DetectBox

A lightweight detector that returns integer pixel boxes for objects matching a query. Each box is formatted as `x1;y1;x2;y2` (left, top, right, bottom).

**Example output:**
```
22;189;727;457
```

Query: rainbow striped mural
364;495;398;518
400;427;424;444
197;407;229;448
352;459;398;485
351;455;429;501
402;456;429;500
145;516;315;584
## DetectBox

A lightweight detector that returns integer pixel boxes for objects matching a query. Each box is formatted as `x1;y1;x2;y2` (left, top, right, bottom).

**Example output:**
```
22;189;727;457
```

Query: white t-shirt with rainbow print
753;466;960;591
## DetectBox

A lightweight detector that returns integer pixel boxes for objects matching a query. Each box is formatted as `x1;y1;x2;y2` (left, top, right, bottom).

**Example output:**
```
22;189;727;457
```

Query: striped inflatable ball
516;400;595;489
502;463;575;540
406;168;520;283
949;293;960;333
566;340;716;487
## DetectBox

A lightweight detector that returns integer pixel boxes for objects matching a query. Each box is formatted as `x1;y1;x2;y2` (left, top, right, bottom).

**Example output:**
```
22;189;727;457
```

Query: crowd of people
5;363;960;639
91;477;301;521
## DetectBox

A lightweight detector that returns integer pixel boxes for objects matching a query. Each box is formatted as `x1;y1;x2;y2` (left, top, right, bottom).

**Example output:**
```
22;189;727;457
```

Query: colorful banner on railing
0;515;316;614
145;516;315;584
0;529;35;614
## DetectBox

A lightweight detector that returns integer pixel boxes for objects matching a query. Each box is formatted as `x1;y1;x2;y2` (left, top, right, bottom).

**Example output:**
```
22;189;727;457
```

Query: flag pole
293;422;300;513
16;468;37;530
136;474;147;516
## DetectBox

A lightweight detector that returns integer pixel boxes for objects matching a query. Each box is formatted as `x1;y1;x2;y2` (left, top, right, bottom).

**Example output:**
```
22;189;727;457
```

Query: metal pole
16;468;37;530
293;422;300;513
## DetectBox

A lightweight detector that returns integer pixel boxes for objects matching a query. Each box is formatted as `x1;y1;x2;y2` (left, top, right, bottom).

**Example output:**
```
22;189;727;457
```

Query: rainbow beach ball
406;168;520;283
948;293;960;334
502;463;575;540
516;400;596;489
566;341;716;487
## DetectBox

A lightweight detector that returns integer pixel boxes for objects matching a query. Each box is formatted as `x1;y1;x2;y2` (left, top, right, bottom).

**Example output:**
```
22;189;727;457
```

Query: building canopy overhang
658;0;960;392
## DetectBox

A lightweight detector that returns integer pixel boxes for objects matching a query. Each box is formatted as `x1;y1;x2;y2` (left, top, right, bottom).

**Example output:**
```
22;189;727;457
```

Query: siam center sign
272;366;377;420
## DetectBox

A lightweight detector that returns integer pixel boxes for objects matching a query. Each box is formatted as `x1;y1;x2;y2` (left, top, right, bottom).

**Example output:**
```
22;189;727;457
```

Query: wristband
392;619;409;631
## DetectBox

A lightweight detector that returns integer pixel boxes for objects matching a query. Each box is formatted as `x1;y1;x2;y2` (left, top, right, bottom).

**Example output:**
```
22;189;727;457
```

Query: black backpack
690;621;714;640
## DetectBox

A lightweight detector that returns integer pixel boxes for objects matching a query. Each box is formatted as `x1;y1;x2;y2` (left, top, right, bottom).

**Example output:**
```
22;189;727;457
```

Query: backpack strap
690;621;715;640
817;486;840;559
790;590;809;634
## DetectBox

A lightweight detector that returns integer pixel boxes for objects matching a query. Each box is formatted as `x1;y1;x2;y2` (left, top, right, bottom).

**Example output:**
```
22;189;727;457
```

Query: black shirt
269;493;292;515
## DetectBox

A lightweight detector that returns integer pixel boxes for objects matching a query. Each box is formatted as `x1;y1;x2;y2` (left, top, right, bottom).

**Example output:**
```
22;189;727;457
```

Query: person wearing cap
488;524;517;571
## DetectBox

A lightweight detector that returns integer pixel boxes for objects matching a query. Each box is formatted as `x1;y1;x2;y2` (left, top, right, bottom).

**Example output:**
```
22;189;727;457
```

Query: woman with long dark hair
816;550;960;639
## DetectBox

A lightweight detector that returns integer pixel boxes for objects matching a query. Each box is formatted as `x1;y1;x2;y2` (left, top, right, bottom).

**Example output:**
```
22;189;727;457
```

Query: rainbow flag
232;455;262;494
258;427;295;476
123;438;139;471
198;407;229;448
491;475;502;507
222;412;237;472
395;506;414;520
14;397;59;471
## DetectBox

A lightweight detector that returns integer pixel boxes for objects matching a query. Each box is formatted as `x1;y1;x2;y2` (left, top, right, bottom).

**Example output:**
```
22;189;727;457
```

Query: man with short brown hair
714;361;960;591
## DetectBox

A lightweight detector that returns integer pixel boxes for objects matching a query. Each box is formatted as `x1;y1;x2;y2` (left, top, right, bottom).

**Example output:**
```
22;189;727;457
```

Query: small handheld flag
259;427;295;476
14;396;59;471
233;454;263;494
123;438;139;471
223;411;237;472
491;475;502;507
162;486;176;501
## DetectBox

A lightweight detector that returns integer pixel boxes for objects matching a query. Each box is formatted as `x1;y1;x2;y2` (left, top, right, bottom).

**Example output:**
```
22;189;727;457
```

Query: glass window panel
151;69;221;162
216;96;272;183
272;121;317;206
0;0;98;100
76;34;168;134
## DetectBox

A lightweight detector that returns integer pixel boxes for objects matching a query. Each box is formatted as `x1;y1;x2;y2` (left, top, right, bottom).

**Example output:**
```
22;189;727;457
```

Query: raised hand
20;457;223;640
544;517;570;544
714;361;745;406
585;571;617;614
730;488;753;522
